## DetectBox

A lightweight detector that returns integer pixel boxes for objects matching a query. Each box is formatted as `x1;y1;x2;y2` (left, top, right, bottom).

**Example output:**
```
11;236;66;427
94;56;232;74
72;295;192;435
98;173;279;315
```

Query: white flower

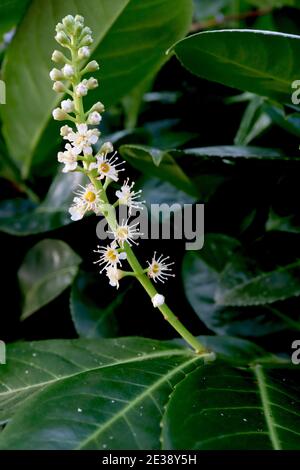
116;178;144;214
94;242;127;272
62;64;75;78
105;266;123;289
60;125;73;137
75;82;88;97
90;152;124;182
69;183;102;220
78;46;91;59
147;252;175;284
65;123;100;155
57;143;80;173
61;99;74;113
87;111;101;125
109;219;141;248
152;294;165;308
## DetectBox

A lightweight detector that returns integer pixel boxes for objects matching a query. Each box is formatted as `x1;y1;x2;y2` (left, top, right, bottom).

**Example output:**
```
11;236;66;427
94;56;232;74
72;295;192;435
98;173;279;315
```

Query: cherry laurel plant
51;14;208;355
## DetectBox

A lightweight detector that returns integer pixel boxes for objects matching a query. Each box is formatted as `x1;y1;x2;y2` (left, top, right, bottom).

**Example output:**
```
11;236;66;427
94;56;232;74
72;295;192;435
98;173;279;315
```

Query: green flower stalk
50;14;209;355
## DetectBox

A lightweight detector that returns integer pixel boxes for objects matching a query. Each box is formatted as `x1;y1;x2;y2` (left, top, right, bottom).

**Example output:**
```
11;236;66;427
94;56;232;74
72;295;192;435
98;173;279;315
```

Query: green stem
69;45;207;355
90;174;207;354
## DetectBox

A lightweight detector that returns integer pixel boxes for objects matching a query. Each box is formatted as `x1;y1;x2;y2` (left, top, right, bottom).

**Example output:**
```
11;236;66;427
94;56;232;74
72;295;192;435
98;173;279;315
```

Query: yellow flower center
100;162;110;173
117;227;128;240
106;249;117;262
84;190;96;203
152;263;160;274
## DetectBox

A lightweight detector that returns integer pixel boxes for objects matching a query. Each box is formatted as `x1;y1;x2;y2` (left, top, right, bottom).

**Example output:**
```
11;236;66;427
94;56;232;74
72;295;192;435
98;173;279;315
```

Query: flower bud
51;50;66;64
55;31;69;46
53;81;65;93
52;108;68;121
60;125;73;137
100;142;114;155
55;23;64;32
152;294;165;308
78;46;91;59
75;15;84;24
61;99;74;113
80;34;93;46
85;60;99;72
62;15;75;31
62;64;75;78
49;68;63;81
92;101;105;113
87;77;98;89
75;82;88;97
88;111;102;125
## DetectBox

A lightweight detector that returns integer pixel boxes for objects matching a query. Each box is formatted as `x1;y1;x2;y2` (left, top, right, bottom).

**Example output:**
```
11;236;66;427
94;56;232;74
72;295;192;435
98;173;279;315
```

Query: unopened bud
53;81;65;93
55;31;69;46
75;15;84;24
85;60;99;72
62;15;75;31
61;99;74;113
78;46;91;59
100;142;114;155
62;64;75;78
51;50;66;64
88;111;102;125
75;82;88;97
52;108;68;121
80;34;93;46
87;77;98;89
60;125;73;137
92;101;105;113
49;68;63;81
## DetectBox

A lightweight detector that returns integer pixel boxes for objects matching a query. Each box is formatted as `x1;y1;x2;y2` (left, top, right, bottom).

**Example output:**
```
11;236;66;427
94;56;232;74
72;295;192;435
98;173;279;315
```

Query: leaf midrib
0;348;195;398
76;355;203;449
252;365;281;450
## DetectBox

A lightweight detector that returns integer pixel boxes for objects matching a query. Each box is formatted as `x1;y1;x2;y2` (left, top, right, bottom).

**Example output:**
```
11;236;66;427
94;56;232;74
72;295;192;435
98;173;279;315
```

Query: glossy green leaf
182;234;288;336
120;144;199;196
18;239;81;319
162;363;300;449
171;30;300;103
70;270;131;338
0;171;87;236
216;257;300;307
0;337;211;449
1;0;192;178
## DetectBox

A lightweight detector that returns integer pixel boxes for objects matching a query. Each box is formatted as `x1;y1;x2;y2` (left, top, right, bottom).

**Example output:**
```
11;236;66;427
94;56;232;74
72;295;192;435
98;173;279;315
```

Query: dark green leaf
162;363;300;449
171;30;300;103
182;234;288;336
216;257;300;307
0;337;211;449
120;144;199;197
0;171;87;236
18;239;81;319
70;271;130;339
